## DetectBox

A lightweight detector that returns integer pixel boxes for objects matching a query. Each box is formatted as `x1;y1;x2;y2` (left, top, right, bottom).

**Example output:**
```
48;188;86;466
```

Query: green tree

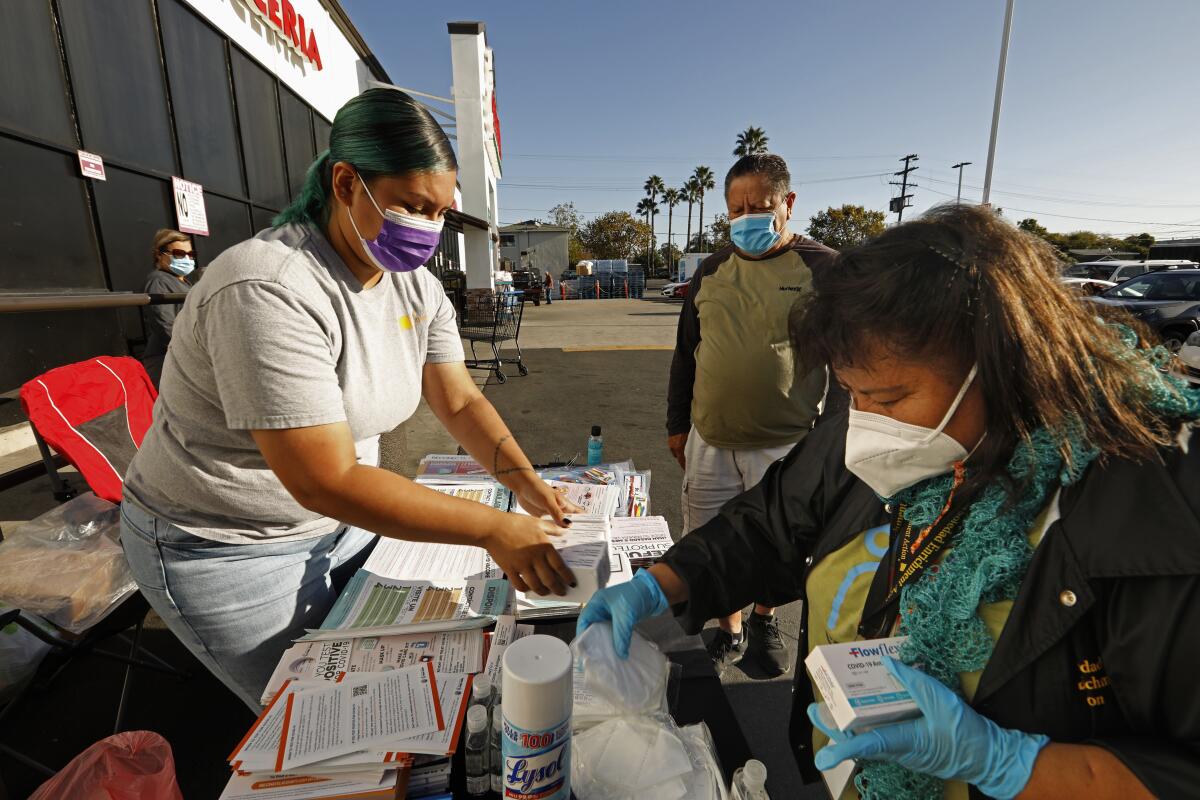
1122;232;1155;258
682;179;700;252
549;202;590;265
658;242;683;274
547;202;583;234
733;126;769;157
661;188;681;275
692;166;716;251
643;176;665;270
1017;217;1049;237
580;211;652;261
806;205;887;250
636;197;659;269
707;213;731;250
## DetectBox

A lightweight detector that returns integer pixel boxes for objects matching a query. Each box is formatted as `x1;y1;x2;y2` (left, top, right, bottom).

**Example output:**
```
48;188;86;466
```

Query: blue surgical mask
730;211;782;256
168;256;195;277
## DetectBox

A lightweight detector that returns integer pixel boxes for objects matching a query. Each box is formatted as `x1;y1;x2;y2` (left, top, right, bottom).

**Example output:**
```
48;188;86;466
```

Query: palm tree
733;126;769;157
643;176;665;272
692;166;715;251
636;197;658;270
683;178;699;252
661;188;681;276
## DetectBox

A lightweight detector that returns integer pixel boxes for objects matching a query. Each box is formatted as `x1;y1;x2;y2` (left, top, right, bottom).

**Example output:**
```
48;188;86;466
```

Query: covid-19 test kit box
804;637;920;733
805;637;922;798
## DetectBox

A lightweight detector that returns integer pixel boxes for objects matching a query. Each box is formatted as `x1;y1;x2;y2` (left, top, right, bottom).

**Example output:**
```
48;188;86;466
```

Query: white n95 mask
844;364;978;499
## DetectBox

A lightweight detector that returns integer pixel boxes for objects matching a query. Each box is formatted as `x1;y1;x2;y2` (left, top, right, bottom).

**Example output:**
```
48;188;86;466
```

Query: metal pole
952;161;972;205
982;0;1015;206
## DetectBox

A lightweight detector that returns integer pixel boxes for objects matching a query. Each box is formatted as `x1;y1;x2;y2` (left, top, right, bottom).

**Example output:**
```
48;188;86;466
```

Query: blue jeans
119;501;377;710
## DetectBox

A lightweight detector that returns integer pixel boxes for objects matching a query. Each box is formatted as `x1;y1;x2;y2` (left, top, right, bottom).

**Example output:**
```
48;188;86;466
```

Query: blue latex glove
809;655;1049;800
576;570;669;658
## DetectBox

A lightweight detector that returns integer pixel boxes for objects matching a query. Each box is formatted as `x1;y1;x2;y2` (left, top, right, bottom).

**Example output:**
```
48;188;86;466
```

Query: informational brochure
382;672;473;756
513;481;622;518
219;768;400;800
483;615;535;686
363;538;500;584
415;454;490;483
608;516;675;567
276;664;443;772
303;573;510;641
413;481;511;511
262;630;485;705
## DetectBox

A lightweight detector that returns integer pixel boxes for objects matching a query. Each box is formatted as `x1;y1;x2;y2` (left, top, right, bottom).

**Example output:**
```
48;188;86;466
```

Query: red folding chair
18;356;157;503
2;357;185;778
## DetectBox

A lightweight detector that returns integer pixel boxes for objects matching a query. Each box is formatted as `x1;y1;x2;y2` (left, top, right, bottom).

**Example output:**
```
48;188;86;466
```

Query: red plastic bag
28;731;183;800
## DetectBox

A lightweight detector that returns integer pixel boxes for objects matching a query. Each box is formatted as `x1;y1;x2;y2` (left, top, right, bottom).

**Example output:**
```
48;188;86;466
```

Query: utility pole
982;0;1016;206
889;154;919;223
952;161;973;205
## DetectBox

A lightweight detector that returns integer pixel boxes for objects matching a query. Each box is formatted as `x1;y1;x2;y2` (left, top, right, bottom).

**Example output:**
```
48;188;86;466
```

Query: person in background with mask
120;89;580;711
585;204;1200;799
141;228;195;387
665;153;835;675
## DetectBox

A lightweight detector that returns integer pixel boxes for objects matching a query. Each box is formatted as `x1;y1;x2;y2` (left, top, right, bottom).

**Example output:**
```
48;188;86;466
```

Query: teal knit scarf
855;335;1200;800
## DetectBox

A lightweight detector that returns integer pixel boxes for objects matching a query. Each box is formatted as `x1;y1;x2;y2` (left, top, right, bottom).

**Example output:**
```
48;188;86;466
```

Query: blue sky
344;0;1200;241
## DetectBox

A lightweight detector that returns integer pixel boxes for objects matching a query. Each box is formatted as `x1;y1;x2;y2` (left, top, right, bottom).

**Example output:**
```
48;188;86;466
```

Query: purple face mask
346;173;444;273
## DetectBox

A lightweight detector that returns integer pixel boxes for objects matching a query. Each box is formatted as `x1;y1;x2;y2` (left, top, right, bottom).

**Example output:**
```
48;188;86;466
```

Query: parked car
511;268;544;305
661;281;689;300
1089;268;1200;351
1062;277;1116;297
1064;259;1197;284
1176;331;1200;385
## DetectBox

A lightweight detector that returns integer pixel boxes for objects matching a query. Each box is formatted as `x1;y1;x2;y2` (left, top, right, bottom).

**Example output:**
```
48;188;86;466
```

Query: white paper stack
225;664;478;799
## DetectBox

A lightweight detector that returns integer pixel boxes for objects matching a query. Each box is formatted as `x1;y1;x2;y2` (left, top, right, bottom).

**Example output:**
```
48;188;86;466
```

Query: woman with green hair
119;88;578;710
581;204;1200;799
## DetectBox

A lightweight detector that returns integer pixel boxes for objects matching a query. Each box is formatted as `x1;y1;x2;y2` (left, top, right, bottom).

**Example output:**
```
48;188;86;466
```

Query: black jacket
660;410;1200;799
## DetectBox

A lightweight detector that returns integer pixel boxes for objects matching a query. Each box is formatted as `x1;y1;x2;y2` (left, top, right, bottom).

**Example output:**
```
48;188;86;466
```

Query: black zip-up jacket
660;410;1200;798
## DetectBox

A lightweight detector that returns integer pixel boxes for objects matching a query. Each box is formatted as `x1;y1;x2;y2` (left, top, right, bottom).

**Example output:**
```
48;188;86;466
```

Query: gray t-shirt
124;223;464;543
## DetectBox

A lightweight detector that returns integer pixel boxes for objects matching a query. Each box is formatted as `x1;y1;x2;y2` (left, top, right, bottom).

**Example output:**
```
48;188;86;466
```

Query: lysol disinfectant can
501;635;573;800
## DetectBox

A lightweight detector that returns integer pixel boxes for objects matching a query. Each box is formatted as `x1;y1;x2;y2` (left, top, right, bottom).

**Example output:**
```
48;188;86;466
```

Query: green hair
274;88;457;227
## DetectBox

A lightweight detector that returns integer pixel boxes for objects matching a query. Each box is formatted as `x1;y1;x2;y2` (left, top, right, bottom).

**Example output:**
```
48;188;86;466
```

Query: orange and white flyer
218;768;400;800
276;663;443;772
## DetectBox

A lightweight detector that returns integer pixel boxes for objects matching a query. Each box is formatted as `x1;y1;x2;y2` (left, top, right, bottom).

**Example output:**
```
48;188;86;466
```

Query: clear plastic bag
678;722;731;800
0;604;52;704
0;493;136;633
571;622;668;720
28;731;183;800
572;714;694;800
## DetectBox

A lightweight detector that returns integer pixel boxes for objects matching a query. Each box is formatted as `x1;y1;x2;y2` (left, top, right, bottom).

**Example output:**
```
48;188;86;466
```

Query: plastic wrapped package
28;730;184;800
678;722;731;800
571;622;668;724
0;493;137;633
572;714;693;800
0;604;53;704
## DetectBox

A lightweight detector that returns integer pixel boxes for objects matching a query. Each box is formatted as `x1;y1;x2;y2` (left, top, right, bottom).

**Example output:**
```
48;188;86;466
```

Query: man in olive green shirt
667;154;834;675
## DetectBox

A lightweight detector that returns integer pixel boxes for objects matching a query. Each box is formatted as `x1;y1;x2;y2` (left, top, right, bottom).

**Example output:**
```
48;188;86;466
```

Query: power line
889;155;919;223
921;185;1200;227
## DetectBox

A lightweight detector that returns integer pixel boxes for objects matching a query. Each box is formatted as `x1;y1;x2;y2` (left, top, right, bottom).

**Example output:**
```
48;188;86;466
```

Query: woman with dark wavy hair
120;89;579;710
581;204;1200;799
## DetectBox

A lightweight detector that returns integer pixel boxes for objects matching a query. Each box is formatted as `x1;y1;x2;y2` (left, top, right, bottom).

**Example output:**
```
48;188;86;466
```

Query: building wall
0;0;369;390
499;230;569;274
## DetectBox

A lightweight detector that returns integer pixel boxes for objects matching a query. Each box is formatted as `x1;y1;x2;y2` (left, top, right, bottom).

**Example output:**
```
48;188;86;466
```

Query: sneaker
745;612;791;676
707;629;746;674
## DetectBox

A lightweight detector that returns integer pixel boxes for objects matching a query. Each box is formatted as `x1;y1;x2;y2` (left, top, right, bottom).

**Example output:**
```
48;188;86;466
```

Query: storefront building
0;0;388;394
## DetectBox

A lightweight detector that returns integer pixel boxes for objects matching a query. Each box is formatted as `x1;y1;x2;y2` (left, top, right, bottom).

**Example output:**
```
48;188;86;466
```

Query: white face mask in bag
844;364;979;499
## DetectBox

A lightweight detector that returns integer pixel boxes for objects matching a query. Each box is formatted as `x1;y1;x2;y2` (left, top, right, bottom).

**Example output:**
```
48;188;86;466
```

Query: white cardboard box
804;637;919;733
547;515;611;604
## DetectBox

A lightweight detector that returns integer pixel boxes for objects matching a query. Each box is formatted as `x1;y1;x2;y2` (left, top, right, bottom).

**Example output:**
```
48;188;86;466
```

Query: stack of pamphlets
223;663;475;799
609;516;675;569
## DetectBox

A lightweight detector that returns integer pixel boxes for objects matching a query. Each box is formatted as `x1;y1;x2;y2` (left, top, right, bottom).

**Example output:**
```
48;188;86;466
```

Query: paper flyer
381;672;474;756
414;454;490;482
483;615;535;685
219;768;399;800
276;663;443;772
262;630;485;705
303;573;509;640
609;516;675;566
413;481;512;511
363;538;500;583
513;481;623;518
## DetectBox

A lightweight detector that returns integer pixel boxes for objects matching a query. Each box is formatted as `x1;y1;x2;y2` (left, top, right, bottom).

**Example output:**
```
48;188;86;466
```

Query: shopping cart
459;290;528;384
